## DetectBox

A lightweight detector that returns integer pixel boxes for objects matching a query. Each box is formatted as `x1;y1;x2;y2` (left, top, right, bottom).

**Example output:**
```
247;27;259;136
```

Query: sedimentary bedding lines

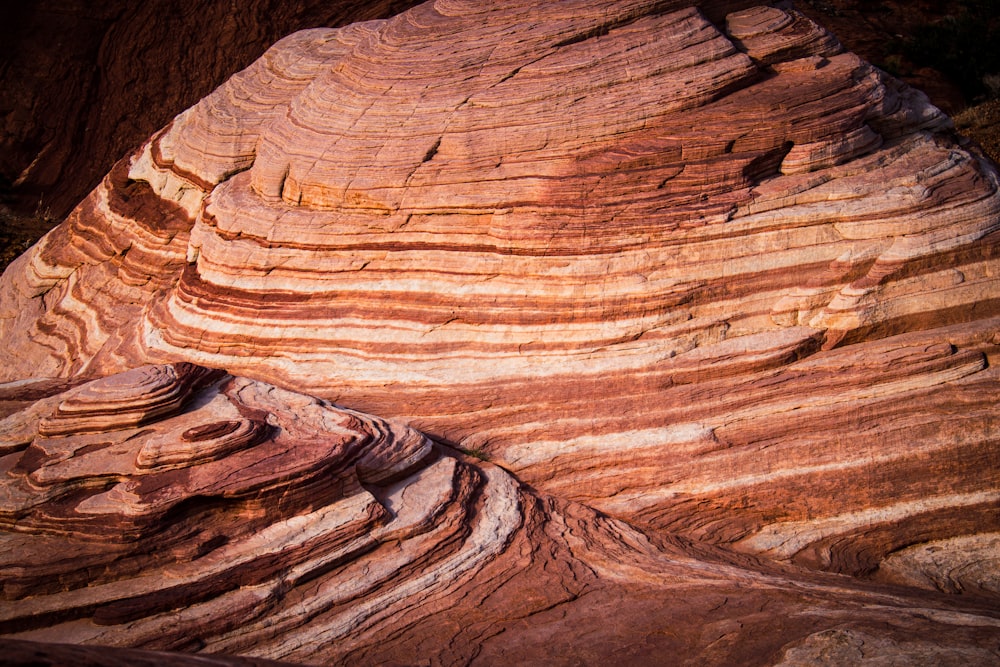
0;368;441;636
149;25;383;194
1;0;1000;662
0;376;541;664
5;0;996;393
228;463;523;662
738;491;1000;560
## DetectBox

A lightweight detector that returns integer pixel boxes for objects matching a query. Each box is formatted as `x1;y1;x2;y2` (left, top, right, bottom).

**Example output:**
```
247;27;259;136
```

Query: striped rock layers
2;363;1000;665
0;0;999;663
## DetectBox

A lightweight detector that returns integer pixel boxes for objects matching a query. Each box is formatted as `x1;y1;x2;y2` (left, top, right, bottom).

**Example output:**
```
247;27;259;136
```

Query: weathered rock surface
0;638;294;667
1;0;999;663
2;363;999;665
0;0;423;221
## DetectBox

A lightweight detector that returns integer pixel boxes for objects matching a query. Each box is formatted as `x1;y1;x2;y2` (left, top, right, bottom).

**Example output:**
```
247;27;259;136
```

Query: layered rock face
2;363;999;665
0;0;423;221
1;0;999;664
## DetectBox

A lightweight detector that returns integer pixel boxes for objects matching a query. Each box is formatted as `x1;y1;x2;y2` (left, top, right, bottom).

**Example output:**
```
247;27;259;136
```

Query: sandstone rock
0;638;293;667
0;0;425;221
2;364;1000;665
1;0;999;664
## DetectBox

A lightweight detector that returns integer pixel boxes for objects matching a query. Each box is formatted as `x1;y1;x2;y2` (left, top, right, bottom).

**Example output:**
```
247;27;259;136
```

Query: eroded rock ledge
0;363;998;665
1;0;999;664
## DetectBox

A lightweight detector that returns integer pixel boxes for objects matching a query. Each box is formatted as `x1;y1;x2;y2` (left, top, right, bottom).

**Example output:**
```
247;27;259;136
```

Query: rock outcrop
0;0;423;221
1;0;999;664
2;363;1000;665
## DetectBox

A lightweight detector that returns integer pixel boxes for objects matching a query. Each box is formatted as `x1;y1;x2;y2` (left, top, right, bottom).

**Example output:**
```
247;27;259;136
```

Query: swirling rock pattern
1;0;999;663
1;0;425;221
2;363;1000;665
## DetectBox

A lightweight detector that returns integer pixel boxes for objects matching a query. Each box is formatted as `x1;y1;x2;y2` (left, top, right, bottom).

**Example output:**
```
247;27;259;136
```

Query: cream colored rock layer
0;1;998;659
2;365;999;664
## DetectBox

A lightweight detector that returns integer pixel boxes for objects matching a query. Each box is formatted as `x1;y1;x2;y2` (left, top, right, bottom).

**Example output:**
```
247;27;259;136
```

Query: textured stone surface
0;638;293;667
2;363;999;665
1;0;999;663
0;0;423;221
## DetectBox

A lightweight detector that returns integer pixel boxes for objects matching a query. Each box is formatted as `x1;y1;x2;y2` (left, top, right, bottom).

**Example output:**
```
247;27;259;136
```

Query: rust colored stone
1;1;999;664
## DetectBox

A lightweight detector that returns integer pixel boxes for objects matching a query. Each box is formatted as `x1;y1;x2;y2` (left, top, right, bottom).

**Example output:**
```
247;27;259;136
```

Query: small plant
33;194;54;223
459;446;491;462
0;196;59;273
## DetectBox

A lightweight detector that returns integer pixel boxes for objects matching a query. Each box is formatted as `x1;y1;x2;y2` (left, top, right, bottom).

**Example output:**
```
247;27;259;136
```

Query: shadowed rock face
0;0;424;221
1;0;999;664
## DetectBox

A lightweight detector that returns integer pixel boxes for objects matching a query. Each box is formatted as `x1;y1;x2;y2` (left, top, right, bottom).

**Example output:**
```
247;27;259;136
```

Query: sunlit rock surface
1;0;999;663
1;363;999;665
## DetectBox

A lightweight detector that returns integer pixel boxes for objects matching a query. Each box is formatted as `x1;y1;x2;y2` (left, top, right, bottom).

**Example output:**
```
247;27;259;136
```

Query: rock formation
0;0;423;221
1;0;999;664
3;363;999;664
